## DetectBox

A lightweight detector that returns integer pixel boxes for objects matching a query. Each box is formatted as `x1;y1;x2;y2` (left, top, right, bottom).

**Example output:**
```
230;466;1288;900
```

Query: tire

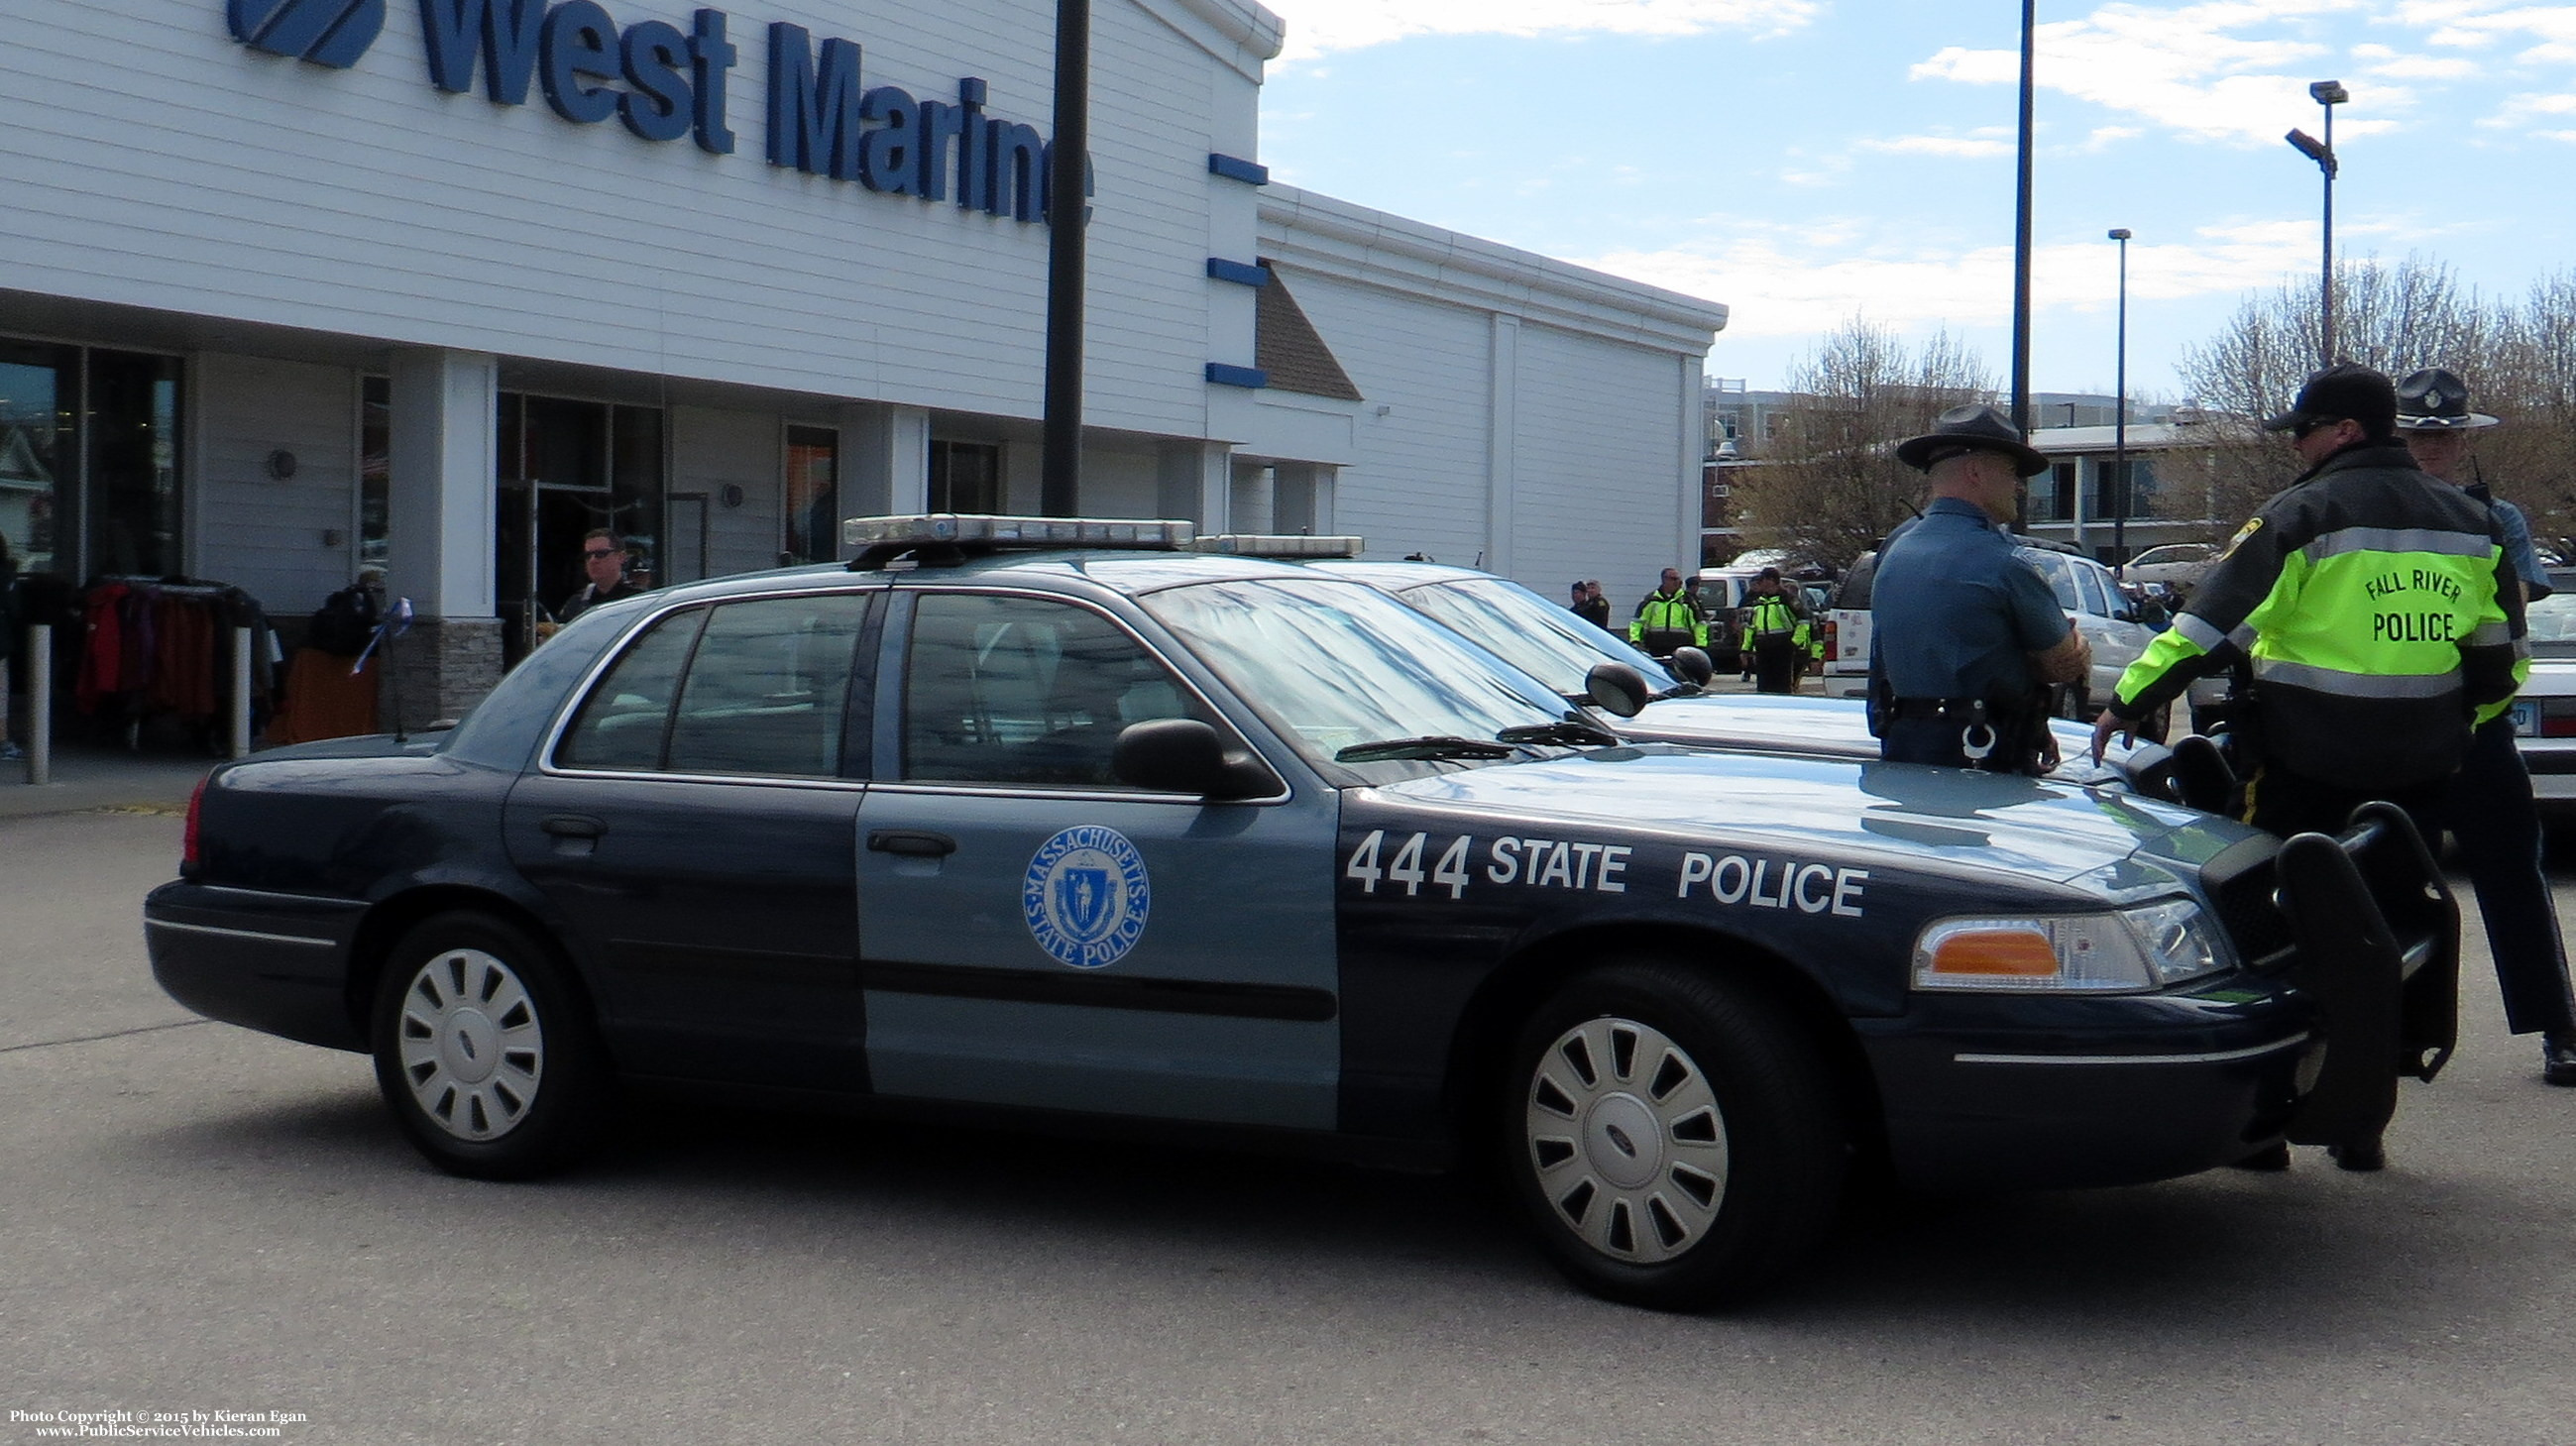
370;911;611;1180
1502;960;1848;1310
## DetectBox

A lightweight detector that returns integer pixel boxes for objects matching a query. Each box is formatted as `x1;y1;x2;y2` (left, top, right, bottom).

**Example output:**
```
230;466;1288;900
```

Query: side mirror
1112;719;1275;799
1668;646;1716;688
1585;661;1651;719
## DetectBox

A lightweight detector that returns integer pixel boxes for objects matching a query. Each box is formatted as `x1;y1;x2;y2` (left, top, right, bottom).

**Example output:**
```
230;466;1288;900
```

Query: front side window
903;593;1201;787
1139;578;1572;768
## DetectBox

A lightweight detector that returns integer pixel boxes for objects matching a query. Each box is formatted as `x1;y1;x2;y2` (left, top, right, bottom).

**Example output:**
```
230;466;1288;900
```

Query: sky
1251;0;2576;402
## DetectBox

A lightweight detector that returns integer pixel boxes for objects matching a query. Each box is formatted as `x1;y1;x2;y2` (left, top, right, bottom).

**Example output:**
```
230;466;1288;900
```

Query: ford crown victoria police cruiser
147;515;2456;1309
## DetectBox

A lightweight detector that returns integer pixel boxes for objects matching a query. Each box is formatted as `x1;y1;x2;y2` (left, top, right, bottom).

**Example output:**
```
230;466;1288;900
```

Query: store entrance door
494;393;664;665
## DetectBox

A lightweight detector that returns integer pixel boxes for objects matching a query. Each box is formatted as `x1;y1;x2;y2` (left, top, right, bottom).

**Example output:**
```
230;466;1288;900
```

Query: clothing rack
72;576;279;757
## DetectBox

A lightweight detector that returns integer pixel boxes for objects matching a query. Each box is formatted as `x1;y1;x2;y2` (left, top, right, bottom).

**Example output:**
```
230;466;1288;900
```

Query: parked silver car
2511;572;2576;811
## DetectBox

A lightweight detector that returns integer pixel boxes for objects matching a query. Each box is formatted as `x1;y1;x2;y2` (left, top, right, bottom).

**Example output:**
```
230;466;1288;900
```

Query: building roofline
1257;184;1728;354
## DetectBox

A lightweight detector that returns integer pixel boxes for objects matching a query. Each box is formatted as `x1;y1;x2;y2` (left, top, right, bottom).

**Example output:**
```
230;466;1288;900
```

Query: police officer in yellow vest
1738;566;1810;694
1628;567;1708;658
2091;362;2525;841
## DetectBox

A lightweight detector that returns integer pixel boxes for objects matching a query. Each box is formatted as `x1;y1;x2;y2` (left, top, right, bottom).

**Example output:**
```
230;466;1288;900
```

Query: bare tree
1731;317;1995;568
2176;255;2576;540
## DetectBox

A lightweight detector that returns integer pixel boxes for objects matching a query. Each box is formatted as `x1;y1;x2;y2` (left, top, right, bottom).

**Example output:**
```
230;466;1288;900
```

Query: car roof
1306;559;1503;590
634;548;1323;609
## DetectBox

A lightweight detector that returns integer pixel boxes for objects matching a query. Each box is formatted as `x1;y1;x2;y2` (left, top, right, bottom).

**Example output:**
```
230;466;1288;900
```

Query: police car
145;515;2455;1310
1301;556;2181;798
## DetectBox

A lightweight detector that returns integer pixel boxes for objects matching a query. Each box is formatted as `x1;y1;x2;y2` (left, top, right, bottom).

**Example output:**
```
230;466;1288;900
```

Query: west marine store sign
225;0;1062;222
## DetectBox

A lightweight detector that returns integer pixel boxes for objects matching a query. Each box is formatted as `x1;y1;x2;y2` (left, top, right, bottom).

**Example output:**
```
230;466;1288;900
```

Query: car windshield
1139;578;1580;766
1398;578;1672;693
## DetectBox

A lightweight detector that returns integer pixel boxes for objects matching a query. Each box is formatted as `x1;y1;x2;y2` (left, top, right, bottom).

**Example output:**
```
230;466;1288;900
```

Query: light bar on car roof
1193;534;1366;559
840;513;1196;551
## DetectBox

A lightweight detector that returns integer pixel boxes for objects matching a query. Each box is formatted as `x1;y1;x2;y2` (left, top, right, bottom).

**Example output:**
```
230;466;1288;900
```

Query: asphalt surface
8;808;2576;1445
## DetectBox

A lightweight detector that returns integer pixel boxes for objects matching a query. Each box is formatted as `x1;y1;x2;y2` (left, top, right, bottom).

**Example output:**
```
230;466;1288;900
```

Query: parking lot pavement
9;809;2576;1445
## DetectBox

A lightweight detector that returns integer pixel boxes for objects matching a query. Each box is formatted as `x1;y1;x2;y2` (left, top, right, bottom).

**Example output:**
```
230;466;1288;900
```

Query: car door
505;589;878;1088
2072;559;2154;701
851;586;1340;1130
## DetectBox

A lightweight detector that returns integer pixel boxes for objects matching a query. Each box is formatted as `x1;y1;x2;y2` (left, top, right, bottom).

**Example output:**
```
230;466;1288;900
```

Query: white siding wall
1511;325;1699;597
1276;272;1495;567
192;355;358;615
3;0;1233;434
674;406;784;580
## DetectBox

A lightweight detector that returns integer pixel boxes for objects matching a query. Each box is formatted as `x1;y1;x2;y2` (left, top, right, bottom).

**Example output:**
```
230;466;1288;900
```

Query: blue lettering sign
538;0;620;124
765;23;860;178
417;0;545;103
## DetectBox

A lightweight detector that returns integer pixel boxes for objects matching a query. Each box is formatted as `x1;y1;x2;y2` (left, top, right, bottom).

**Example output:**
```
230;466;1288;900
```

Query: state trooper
1867;405;2089;771
2397;367;2576;1086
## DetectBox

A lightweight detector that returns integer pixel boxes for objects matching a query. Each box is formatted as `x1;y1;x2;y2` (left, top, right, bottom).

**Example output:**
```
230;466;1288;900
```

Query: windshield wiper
1336;735;1518;763
1497;719;1623;747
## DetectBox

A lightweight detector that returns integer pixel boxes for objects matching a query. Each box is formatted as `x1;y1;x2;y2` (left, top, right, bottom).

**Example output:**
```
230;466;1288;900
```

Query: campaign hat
1893;404;2050;477
2394;367;2500;430
2263;362;2399;438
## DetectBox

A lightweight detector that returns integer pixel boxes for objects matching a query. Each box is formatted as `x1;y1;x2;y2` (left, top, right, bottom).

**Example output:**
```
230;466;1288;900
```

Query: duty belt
1887;697;1981;721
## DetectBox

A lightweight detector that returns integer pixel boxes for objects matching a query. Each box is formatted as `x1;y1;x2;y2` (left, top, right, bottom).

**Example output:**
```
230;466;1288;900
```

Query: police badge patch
1023;826;1152;968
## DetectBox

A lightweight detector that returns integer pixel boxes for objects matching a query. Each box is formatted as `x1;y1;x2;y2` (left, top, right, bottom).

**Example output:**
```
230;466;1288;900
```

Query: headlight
1913;899;2227;993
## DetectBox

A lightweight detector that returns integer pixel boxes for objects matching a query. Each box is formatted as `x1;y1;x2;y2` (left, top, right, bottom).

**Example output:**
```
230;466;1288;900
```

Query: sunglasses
2293;418;2339;440
583;548;619;560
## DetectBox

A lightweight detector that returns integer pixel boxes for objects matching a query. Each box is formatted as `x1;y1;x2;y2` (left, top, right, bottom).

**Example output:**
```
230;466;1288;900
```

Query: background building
2;0;1723;725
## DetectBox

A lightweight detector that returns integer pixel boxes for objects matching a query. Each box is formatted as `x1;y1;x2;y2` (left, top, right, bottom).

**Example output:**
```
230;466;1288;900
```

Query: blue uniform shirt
1868;498;2071;701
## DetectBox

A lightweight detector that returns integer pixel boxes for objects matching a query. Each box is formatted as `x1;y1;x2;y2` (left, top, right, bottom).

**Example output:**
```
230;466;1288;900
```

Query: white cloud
2367;55;2480;78
1567;215;2415;338
2481;89;2576;126
1910;1;2419;147
1261;0;1818;66
1856;129;2015;158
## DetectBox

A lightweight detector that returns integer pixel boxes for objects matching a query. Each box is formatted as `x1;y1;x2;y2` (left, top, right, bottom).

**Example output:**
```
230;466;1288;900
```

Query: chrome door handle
867;830;956;857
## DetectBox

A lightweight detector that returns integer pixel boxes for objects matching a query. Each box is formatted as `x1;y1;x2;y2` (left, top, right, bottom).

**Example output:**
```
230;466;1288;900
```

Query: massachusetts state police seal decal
1023;826;1151;969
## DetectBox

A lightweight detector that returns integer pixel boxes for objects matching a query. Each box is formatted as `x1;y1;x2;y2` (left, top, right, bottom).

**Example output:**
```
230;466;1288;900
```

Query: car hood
1623;693;2143;791
1374;745;2248;886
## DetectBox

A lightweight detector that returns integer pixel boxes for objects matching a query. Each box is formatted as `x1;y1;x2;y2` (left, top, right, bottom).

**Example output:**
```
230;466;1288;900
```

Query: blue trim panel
1205;363;1269;389
1206;153;1270;185
1205;258;1270;287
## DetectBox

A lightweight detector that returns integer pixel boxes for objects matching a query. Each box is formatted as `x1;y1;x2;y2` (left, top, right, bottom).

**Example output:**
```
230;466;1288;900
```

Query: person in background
2396;366;2576;1087
1577;580;1613;630
1628;567;1707;658
1738;567;1811;695
558;529;644;625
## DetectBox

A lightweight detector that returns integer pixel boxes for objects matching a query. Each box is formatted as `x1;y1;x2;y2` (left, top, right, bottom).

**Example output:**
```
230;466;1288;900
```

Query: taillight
182;775;208;874
2543;702;2576;739
1825;619;1840;656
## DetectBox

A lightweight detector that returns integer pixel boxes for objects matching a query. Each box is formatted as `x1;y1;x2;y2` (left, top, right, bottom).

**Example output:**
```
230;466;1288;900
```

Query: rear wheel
370;911;611;1179
1502;961;1847;1310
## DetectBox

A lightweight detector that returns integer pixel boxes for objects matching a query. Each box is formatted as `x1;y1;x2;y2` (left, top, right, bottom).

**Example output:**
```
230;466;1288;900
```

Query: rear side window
556;609;704;771
666;594;869;777
2075;563;2117;618
2024;553;2080;612
555;594;869;777
1833;554;1877;610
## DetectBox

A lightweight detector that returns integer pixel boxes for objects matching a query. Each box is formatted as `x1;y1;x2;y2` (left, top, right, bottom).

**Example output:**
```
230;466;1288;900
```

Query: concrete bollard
230;625;253;760
27;624;51;786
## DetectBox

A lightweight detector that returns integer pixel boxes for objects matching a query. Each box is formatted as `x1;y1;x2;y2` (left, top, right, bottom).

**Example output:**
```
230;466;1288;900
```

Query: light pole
1040;0;1093;516
2286;79;2347;366
2010;0;2036;438
2108;227;2130;563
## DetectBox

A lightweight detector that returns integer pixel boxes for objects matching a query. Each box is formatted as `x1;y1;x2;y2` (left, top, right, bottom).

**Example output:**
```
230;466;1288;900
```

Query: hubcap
1525;1016;1728;1265
395;947;544;1142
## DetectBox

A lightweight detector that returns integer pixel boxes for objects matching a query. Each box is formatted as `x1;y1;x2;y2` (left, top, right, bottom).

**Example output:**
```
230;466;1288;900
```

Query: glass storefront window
0;341;75;579
0;340;184;582
86;351;183;579
495;391;665;663
784;425;839;564
930;439;1000;512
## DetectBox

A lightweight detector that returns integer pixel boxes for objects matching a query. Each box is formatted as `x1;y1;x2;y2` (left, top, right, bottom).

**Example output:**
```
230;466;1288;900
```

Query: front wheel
1503;961;1848;1310
371;911;611;1180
